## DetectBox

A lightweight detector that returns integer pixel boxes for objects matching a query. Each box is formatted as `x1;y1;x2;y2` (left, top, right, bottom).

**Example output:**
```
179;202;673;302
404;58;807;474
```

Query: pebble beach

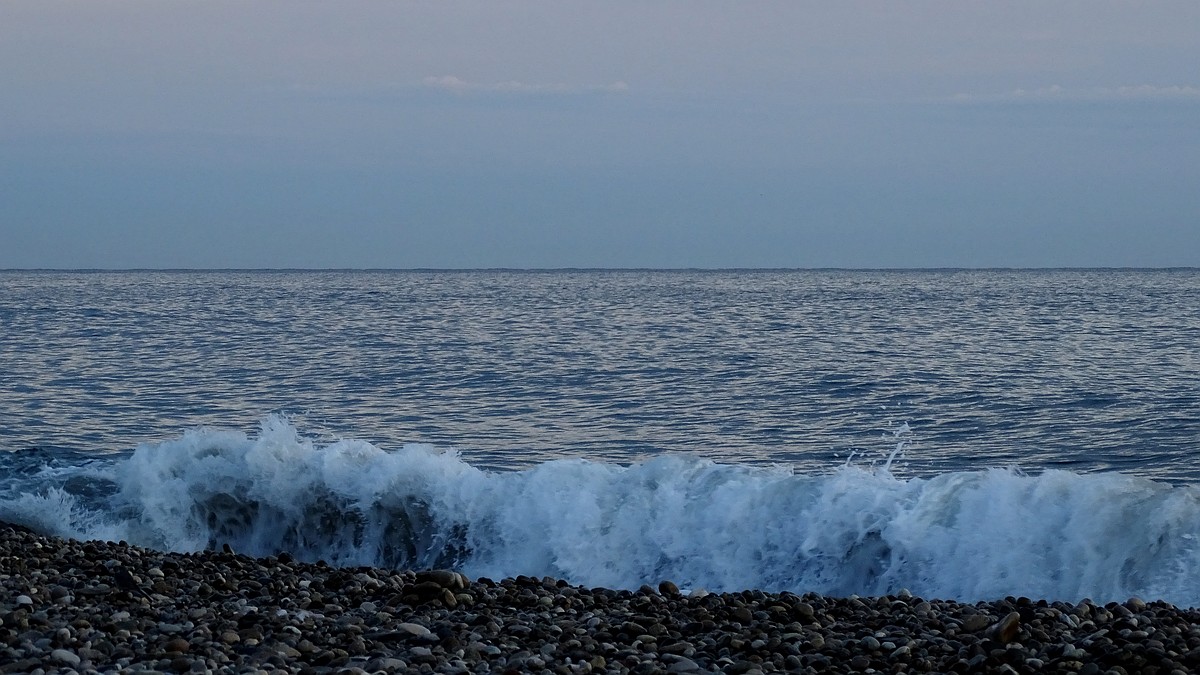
3;522;1200;675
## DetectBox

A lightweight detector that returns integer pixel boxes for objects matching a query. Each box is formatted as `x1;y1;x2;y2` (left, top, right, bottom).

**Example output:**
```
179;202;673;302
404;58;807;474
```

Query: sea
2;269;1198;605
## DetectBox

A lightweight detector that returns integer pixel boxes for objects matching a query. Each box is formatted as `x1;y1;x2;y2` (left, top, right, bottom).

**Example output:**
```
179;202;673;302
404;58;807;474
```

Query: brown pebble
164;637;190;653
988;611;1022;644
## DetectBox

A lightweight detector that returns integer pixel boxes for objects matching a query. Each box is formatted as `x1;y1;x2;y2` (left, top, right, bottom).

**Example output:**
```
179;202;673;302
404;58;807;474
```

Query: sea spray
4;416;1200;606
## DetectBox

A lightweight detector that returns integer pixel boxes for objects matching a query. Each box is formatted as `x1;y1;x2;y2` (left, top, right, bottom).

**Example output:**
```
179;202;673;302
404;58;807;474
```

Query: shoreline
3;523;1198;674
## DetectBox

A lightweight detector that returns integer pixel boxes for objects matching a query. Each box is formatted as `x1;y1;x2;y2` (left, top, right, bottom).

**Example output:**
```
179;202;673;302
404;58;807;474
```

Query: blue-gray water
2;269;1200;603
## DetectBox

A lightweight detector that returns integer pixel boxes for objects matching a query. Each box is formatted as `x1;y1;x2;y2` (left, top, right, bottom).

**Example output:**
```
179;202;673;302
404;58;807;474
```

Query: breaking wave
4;416;1200;606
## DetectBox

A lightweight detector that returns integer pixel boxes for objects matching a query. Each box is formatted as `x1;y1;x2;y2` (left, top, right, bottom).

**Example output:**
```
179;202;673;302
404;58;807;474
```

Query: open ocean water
2;269;1199;604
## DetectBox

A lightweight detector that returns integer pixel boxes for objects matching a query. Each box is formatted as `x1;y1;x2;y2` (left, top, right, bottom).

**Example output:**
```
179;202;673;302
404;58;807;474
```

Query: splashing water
3;416;1200;606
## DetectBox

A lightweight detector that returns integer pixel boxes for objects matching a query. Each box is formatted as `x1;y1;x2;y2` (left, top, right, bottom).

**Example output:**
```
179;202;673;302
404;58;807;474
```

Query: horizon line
1;266;1198;273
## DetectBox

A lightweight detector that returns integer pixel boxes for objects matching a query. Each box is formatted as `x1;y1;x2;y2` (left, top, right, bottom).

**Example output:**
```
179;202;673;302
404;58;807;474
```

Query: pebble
666;655;700;672
164;637;190;653
49;649;80;666
3;520;1199;674
989;611;1023;644
962;613;992;632
394;622;431;637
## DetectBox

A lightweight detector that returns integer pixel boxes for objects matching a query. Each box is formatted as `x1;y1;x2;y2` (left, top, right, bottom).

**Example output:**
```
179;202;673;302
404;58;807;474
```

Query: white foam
5;415;1200;606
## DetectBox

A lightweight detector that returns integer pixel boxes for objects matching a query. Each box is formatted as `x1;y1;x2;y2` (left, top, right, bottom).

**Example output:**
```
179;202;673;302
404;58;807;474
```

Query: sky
2;1;1198;269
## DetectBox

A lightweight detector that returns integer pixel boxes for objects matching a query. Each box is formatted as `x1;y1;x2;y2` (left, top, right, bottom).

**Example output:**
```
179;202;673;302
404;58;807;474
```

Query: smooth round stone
666;656;700;672
396;622;432;637
50;649;81;667
164;638;190;653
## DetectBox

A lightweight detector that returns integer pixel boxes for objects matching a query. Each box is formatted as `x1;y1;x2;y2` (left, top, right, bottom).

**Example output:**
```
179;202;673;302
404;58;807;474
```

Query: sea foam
4;416;1200;606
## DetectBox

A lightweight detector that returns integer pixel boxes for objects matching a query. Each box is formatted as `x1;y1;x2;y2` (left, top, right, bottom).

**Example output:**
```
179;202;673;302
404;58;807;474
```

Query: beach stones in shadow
8;522;1200;674
404;568;472;608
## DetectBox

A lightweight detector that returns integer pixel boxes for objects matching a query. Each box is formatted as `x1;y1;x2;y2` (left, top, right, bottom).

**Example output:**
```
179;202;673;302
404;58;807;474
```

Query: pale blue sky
2;1;1198;268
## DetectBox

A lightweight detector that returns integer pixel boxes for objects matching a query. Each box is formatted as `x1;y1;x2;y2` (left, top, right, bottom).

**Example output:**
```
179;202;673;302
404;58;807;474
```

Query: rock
50;649;80;667
988;611;1022;644
793;602;815;621
164;637;190;653
395;622;432;637
276;644;302;659
0;658;43;673
415;569;462;589
962;614;992;632
365;622;439;644
666;656;700;672
659;580;681;596
367;657;408;670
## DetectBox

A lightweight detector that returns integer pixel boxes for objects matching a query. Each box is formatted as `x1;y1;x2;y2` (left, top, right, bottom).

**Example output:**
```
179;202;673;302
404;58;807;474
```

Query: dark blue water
3;269;1200;603
3;269;1197;477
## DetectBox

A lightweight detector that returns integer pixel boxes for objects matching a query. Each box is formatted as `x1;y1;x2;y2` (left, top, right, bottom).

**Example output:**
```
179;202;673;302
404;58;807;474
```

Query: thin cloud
949;84;1200;104
422;75;628;95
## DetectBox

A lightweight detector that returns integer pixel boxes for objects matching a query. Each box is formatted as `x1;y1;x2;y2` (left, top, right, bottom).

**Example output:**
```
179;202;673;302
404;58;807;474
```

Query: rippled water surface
2;269;1198;480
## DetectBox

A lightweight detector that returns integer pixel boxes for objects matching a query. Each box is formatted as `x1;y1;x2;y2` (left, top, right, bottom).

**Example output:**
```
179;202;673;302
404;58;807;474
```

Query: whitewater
5;416;1200;607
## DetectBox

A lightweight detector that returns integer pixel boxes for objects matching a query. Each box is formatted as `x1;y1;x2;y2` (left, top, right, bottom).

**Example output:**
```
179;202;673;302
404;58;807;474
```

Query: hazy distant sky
2;1;1198;268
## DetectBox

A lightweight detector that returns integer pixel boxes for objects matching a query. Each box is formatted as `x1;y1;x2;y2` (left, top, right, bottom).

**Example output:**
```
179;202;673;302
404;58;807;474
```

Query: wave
3;415;1200;606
